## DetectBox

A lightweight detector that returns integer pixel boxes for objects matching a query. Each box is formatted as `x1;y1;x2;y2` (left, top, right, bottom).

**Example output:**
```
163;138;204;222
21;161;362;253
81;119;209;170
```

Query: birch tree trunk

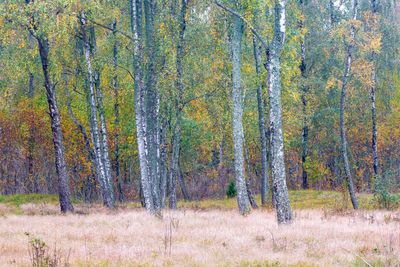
94;71;115;207
178;162;190;201
131;0;155;212
65;78;95;166
113;20;124;202
160;117;168;208
252;23;269;206
371;57;379;182
66;85;97;199
144;0;162;211
79;13;114;208
232;0;251;215
37;37;74;213
340;0;360;210
370;0;379;184
268;0;292;223
27;72;36;193
244;137;258;209
169;0;189;209
168;112;180;209
329;0;336;25
299;0;309;189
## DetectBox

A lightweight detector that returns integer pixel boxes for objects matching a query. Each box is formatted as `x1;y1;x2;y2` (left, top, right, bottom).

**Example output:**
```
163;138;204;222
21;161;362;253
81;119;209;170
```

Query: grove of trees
0;0;399;223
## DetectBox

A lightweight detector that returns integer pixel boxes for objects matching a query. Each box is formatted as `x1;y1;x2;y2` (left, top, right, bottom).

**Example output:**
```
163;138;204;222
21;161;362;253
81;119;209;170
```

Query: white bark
232;0;251;215
268;0;292;223
80;12;114;208
131;0;155;212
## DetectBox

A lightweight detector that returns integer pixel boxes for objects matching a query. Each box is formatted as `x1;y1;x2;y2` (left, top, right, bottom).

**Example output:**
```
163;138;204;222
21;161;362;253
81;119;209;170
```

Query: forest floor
0;190;399;266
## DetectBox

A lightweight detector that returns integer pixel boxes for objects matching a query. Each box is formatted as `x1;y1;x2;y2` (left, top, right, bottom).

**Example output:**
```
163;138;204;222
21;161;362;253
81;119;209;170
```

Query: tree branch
182;87;218;108
214;0;269;51
89;19;136;42
341;247;372;267
100;58;135;81
65;84;95;161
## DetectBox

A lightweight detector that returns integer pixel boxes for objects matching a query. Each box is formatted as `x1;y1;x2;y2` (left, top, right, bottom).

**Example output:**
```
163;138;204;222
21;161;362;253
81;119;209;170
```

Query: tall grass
0;208;399;266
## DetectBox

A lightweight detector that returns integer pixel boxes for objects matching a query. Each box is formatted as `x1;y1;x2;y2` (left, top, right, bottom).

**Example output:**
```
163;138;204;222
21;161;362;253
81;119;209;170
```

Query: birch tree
299;0;309;189
340;0;360;210
22;0;74;213
215;0;292;222
370;0;379;184
252;14;270;206
131;0;155;213
144;0;162;210
231;0;251;215
79;12;115;208
268;0;292;223
169;0;190;209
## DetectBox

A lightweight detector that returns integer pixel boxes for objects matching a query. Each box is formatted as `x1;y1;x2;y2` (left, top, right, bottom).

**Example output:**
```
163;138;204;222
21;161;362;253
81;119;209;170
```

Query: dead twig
341;246;373;267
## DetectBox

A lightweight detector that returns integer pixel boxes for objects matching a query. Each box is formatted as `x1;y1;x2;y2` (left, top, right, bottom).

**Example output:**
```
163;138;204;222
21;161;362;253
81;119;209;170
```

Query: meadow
0;190;399;266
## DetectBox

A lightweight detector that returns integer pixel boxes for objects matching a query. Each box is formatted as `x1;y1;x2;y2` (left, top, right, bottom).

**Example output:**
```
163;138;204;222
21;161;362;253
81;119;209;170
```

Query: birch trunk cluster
79;13;115;208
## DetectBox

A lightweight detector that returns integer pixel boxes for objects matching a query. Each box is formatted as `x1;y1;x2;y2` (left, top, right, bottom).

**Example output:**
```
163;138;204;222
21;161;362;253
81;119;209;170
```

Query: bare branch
341;247;372;267
65;84;95;161
72;86;84;96
89;19;135;42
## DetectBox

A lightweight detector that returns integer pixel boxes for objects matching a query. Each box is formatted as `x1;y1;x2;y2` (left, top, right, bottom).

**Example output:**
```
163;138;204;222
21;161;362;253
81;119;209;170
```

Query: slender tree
144;0;162;210
215;0;292;222
79;12;115;208
160;116;169;208
94;70;115;207
22;0;74;213
370;0;379;184
268;0;292;223
299;0;309;189
131;0;155;212
231;0;251;215
169;0;190;208
340;0;360;210
252;14;270;205
112;18;124;202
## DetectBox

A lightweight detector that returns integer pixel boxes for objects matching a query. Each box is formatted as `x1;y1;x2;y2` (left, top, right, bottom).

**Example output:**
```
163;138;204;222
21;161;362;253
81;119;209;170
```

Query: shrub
371;175;399;210
226;180;236;198
25;232;70;267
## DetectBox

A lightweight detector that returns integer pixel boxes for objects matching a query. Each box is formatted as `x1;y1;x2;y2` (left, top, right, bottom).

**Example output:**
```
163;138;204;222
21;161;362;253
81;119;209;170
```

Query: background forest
0;0;399;214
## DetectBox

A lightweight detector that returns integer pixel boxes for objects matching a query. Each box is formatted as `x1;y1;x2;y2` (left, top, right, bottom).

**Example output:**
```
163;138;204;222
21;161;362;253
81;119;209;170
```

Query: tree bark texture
232;0;251;215
37;37;74;213
131;0;155;212
268;0;292;223
94;71;115;207
144;0;162;211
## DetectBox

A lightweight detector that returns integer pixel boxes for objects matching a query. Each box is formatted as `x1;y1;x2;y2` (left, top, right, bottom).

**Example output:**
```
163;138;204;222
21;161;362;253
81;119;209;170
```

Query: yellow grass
178;190;375;210
1;206;400;266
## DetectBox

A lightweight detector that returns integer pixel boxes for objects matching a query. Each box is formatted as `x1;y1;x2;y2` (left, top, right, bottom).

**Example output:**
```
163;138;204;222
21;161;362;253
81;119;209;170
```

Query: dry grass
1;206;400;266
